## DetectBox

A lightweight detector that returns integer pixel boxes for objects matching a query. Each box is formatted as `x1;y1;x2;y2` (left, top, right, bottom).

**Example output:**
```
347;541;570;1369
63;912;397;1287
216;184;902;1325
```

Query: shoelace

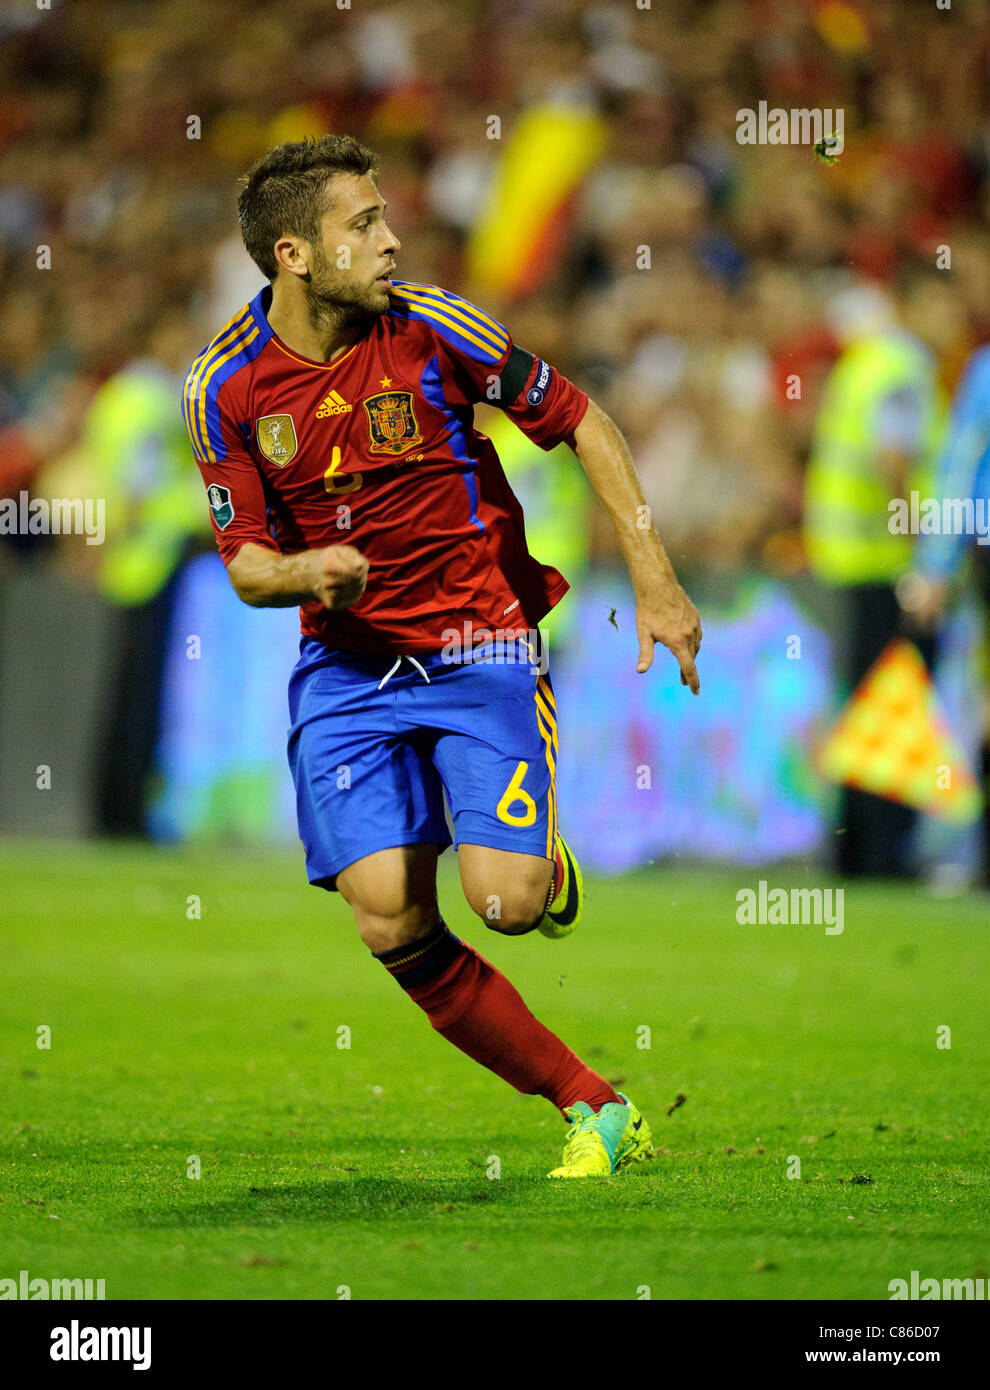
560;1108;609;1164
377;653;432;691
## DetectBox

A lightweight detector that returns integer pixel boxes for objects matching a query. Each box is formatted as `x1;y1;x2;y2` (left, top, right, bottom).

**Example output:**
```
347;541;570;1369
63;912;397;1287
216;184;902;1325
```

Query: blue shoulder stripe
389;281;510;365
183;288;273;461
183;310;252;458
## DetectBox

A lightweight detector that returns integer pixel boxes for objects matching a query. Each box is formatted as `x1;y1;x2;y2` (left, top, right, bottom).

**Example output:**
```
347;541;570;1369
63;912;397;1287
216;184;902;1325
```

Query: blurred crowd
1;0;989;575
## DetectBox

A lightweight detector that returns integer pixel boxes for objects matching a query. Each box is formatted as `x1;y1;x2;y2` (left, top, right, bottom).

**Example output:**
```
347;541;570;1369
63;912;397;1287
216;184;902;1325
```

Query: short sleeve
182;366;277;564
488;340;590;451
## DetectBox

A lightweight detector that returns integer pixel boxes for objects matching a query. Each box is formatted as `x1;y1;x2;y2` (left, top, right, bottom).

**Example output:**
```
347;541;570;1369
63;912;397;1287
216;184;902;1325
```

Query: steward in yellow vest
805;330;943;585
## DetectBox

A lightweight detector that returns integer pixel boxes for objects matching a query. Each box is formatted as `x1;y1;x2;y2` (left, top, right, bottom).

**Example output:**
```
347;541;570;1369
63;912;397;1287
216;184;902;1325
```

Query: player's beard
302;243;386;337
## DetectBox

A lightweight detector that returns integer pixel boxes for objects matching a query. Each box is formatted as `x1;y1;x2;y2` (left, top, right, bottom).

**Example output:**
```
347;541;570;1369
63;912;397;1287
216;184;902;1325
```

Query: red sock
373;922;620;1116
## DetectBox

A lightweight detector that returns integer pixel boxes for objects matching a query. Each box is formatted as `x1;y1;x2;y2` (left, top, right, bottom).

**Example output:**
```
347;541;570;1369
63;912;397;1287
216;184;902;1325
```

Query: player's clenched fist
307;544;369;610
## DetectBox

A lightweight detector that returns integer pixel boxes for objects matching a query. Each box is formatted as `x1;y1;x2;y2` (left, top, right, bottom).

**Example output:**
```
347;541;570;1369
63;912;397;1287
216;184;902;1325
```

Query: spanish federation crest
256;414;297;466
362;391;424;456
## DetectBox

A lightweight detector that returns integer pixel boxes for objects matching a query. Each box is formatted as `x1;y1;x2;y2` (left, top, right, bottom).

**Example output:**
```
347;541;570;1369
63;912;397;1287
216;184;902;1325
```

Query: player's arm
572;398;702;692
183;366;366;612
226;541;367;610
417;284;702;688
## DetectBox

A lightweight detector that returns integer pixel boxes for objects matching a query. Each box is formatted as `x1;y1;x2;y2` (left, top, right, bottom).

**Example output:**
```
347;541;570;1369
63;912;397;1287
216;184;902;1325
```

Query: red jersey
182;280;589;653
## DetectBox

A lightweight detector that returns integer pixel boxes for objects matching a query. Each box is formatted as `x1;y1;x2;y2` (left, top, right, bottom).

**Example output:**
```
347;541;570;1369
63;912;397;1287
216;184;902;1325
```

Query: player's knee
354;907;439;955
471;887;546;936
338;847;441;955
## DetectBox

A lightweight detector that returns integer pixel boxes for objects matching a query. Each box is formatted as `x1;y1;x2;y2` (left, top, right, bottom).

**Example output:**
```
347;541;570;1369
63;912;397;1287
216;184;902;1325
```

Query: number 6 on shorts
496;760;537;827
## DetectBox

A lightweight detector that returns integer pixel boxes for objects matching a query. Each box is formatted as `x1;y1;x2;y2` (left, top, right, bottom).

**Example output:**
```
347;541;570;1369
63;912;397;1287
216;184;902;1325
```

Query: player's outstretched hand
309;544;369;610
634;584;702;692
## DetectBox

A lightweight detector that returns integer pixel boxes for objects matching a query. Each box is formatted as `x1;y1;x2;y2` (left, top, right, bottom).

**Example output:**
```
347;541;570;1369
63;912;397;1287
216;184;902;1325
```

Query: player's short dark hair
237;135;378;280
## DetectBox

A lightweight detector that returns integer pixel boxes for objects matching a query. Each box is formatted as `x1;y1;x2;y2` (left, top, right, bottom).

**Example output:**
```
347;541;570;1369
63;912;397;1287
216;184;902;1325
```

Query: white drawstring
377;654;432;690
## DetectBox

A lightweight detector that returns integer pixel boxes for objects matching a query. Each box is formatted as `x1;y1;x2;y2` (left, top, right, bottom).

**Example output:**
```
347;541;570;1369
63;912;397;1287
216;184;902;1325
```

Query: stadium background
1;0;989;879
4;0;990;1314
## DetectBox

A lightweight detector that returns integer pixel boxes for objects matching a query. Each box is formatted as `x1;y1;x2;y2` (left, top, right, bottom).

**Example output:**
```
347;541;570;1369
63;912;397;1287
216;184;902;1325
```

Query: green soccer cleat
538;832;583;939
547;1093;654;1178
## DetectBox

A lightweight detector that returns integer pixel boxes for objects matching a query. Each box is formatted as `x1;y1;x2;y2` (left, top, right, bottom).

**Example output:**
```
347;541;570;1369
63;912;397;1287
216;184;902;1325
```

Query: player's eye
353;219;371;231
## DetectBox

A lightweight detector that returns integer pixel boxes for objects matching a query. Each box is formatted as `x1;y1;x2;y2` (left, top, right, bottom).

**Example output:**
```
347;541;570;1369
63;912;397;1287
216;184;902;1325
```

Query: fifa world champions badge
256;413;298;465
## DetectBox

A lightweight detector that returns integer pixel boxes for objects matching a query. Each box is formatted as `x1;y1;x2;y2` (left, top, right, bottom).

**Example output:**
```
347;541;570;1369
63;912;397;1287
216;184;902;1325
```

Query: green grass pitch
1;839;988;1301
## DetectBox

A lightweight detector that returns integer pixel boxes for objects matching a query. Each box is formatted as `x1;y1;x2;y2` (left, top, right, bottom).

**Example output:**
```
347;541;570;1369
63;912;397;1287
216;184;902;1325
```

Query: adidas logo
316;390;352;418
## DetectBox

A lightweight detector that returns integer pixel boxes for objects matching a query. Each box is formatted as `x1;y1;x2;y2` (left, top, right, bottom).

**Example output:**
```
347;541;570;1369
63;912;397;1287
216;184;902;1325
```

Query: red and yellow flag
466;102;608;301
817;639;982;823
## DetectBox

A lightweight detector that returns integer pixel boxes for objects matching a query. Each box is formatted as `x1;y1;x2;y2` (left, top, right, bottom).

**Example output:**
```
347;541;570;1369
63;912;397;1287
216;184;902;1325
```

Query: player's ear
273;235;311;281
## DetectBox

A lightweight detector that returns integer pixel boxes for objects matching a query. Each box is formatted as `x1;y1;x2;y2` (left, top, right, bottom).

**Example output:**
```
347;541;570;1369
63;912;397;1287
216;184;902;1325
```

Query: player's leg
334;835;633;1154
456;843;553;935
336;844;442;952
431;654;582;938
458;838;582;938
396;641;650;1174
289;640;650;1175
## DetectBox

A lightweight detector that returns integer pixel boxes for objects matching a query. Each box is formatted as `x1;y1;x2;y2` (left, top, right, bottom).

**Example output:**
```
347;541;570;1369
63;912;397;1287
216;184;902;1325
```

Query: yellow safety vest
83;364;209;606
804;333;944;585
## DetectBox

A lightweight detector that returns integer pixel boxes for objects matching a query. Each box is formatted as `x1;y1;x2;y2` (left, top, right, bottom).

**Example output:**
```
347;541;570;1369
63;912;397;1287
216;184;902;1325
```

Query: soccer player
183;135;701;1178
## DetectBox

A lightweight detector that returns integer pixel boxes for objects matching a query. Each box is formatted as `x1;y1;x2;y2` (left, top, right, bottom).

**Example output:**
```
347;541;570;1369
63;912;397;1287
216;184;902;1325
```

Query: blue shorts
287;636;559;891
